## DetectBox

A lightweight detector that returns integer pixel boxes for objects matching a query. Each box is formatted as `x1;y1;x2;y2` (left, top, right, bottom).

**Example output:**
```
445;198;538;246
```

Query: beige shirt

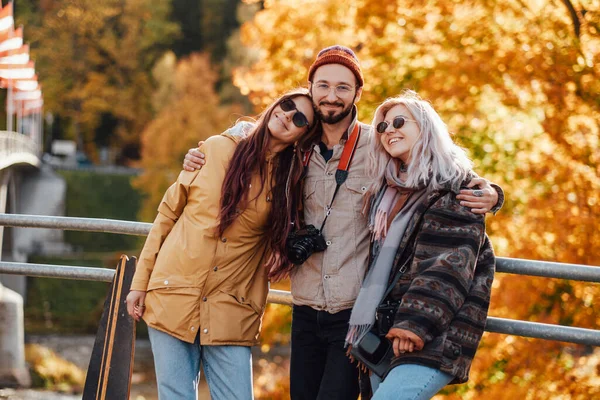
131;134;272;345
290;117;373;313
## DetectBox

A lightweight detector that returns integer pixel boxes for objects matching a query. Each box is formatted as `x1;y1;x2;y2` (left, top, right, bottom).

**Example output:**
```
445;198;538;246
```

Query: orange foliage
22;0;179;159
237;0;600;398
254;355;291;400
260;303;293;346
134;53;242;221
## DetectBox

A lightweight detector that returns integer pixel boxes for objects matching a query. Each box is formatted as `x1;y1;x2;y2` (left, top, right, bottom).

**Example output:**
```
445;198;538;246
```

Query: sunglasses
279;98;310;128
376;116;417;134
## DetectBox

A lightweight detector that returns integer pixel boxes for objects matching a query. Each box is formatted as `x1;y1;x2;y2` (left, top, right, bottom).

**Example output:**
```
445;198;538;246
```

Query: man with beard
284;46;373;400
182;45;502;399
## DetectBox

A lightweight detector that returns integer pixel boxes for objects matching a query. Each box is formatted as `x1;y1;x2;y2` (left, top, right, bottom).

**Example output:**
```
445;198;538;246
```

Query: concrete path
0;389;79;399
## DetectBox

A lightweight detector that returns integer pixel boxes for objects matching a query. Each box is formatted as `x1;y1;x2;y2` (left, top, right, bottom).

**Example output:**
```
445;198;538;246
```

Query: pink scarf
371;160;422;241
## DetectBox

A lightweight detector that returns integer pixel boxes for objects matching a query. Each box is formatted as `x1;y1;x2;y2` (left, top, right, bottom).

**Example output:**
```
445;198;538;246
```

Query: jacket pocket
209;290;262;343
345;179;367;195
327;268;362;305
147;275;195;291
331;178;367;235
143;287;200;334
302;179;319;226
345;179;368;215
304;179;317;200
443;338;462;361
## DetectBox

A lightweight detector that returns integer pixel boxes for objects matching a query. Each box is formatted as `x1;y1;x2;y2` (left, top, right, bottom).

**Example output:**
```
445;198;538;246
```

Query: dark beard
317;102;354;124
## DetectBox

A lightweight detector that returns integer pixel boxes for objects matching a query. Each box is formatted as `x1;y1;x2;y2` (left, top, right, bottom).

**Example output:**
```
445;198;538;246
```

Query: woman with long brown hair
125;88;317;400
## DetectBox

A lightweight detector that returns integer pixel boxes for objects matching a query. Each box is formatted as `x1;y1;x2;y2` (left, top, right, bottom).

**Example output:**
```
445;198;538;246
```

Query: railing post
0;284;31;387
0;173;31;387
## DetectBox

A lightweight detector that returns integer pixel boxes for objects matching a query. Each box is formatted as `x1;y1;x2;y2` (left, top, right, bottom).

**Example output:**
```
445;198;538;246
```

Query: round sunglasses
376;116;417;133
279;98;310;128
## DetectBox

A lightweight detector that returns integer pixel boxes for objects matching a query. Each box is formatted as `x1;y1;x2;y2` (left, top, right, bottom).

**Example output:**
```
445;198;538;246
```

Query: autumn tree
234;0;600;398
134;52;242;221
16;0;180;162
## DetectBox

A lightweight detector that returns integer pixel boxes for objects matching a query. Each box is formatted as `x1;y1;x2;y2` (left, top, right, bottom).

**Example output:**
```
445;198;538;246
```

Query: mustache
319;101;344;107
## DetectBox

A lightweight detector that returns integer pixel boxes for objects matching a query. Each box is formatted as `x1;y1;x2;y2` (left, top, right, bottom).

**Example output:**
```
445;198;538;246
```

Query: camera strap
301;123;361;232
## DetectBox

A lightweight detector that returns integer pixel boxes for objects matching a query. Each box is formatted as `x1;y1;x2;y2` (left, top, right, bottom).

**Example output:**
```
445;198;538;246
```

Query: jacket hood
221;120;255;144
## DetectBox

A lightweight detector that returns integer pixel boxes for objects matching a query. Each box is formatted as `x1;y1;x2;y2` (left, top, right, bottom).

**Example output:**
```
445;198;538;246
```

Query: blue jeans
148;326;253;400
371;364;454;400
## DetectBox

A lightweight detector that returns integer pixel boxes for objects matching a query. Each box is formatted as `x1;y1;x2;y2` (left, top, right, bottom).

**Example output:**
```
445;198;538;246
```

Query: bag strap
380;257;410;302
318;123;361;231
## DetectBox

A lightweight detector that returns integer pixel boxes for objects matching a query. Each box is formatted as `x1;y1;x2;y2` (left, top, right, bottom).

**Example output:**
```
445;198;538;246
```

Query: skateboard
83;255;136;400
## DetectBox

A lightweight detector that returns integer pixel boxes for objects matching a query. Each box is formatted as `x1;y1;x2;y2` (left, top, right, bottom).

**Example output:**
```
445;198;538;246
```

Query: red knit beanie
308;45;364;87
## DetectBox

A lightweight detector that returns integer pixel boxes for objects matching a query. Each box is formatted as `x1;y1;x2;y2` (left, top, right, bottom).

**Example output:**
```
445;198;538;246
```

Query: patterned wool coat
374;180;496;385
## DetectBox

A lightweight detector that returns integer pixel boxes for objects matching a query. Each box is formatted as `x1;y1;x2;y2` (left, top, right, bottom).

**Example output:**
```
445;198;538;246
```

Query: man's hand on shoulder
183;140;206;172
457;177;498;214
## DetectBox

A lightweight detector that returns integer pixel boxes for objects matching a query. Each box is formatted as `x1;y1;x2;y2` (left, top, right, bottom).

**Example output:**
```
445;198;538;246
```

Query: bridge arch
0;130;40;170
0;129;42;295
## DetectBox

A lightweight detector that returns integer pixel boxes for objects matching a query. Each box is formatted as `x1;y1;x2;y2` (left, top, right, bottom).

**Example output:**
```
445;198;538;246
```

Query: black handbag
350;258;411;378
350;330;394;378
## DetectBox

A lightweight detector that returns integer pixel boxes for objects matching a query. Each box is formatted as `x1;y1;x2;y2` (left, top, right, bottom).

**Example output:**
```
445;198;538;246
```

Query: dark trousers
290;305;360;400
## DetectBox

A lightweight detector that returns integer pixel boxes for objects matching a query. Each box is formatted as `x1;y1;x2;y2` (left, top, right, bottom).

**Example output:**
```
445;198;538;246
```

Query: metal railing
2;213;600;346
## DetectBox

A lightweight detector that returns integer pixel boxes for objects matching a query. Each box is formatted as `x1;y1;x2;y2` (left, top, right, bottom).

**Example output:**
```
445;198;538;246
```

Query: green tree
168;0;257;110
170;0;243;61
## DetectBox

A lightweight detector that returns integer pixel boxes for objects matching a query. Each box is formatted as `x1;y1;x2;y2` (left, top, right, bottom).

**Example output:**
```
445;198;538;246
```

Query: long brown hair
218;88;318;271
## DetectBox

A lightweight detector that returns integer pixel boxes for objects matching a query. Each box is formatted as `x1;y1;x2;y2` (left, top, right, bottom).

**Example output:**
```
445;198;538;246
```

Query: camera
285;224;328;265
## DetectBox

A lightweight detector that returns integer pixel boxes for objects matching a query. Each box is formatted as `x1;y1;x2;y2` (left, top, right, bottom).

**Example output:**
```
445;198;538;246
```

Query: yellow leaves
235;0;363;109
253;355;290;399
135;53;239;221
236;0;600;396
25;344;85;391
259;303;293;345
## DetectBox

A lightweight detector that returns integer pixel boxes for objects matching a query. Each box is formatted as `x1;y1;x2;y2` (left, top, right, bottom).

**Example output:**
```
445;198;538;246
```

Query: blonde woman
347;90;496;399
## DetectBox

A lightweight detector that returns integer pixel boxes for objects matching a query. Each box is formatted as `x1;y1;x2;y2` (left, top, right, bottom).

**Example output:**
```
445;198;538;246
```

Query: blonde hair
366;90;472;195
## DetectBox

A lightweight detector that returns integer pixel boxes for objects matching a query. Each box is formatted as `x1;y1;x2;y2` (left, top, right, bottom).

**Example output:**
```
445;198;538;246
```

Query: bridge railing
1;213;599;346
0;131;40;169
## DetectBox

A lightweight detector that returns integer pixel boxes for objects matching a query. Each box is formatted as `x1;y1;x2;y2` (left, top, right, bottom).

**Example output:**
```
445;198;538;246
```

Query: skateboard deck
83;255;137;400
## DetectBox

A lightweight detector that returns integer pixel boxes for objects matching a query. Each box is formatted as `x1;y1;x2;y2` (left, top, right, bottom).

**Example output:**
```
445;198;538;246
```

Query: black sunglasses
376;116;417;133
280;98;310;128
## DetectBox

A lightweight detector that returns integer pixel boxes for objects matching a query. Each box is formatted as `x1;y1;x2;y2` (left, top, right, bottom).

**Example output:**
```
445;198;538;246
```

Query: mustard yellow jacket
131;133;273;345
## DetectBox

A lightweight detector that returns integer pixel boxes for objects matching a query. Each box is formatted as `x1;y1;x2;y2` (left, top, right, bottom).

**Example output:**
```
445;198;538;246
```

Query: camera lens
289;240;312;264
